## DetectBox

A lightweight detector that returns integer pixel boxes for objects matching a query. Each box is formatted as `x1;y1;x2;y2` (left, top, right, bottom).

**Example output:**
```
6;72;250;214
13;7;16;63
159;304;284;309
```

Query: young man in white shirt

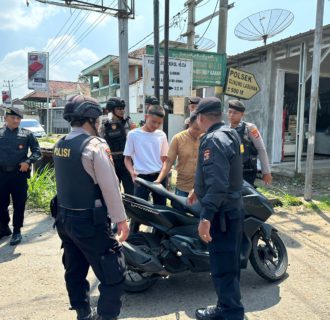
124;104;168;205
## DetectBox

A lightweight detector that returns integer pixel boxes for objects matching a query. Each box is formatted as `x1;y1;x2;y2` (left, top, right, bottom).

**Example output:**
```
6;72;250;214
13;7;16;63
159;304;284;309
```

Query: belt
0;166;18;172
138;172;160;178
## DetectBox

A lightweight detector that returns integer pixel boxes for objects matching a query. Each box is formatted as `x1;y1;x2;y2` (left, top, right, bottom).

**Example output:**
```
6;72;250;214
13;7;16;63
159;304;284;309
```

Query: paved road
0;208;329;320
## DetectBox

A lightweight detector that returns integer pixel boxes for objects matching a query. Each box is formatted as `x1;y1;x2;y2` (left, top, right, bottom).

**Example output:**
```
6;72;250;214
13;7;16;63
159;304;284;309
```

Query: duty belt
111;151;124;160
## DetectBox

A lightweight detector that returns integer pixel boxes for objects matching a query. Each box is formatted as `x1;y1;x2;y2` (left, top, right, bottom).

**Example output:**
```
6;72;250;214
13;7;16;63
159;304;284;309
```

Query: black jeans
55;208;125;318
0;171;28;232
134;172;167;205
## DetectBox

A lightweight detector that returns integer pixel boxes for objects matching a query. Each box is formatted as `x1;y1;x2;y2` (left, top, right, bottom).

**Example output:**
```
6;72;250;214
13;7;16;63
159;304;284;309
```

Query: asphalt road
0;207;329;320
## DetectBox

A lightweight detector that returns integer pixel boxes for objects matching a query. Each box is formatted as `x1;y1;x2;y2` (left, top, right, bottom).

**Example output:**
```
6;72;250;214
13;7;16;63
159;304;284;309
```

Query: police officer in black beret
53;95;129;320
100;97;136;195
188;97;245;320
0;106;41;245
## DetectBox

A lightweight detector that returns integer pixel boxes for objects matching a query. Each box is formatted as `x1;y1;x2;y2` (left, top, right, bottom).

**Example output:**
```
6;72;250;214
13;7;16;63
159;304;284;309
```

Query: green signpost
146;45;227;87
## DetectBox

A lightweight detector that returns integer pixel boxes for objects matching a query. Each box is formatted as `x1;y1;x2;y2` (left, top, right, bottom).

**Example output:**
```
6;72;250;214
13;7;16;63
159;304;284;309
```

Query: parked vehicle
122;177;288;292
20;119;46;138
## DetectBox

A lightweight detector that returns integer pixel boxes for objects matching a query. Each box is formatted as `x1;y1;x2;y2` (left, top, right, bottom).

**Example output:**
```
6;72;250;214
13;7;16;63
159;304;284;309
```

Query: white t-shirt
123;128;169;174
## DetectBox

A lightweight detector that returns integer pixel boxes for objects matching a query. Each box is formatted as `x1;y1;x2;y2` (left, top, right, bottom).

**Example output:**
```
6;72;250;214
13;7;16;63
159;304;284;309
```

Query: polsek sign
224;67;260;100
143;55;193;97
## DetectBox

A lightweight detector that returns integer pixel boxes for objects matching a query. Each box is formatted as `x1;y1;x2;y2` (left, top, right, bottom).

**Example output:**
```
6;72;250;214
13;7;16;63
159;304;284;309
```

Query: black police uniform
53;133;125;319
103;117;134;195
235;121;258;186
194;98;244;320
0;111;41;240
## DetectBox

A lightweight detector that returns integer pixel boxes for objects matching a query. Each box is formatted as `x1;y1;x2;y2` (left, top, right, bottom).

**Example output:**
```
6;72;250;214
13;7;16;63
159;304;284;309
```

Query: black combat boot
0;225;12;239
10;232;22;245
195;306;224;320
76;306;95;320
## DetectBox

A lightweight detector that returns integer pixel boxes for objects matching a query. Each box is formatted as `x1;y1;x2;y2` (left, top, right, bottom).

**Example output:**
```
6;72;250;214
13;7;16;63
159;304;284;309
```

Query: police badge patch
203;149;211;161
105;147;113;161
111;124;117;130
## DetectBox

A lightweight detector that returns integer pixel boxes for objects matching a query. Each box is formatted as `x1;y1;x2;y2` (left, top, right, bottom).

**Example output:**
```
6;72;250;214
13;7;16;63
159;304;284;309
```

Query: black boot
195;306;224;320
0;225;12;239
76;306;95;320
10;232;22;246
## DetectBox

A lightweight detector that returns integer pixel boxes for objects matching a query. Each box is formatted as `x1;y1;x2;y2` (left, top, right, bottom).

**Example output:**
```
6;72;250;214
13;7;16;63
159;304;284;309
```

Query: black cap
145;96;159;105
4;106;23;118
228;100;245;112
195;97;222;114
188;96;201;105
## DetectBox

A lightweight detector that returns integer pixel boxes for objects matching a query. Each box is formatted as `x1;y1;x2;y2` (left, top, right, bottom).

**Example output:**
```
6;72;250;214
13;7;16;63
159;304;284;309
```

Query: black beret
188;96;201;105
145;96;159;105
195;97;222;114
4;106;23;118
228;100;245;112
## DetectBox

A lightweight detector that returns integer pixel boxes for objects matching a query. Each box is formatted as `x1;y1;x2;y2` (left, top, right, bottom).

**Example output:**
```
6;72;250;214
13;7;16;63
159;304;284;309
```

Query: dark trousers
0;171;28;232
134;172;167;205
113;158;134;195
56;208;125;318
208;203;245;320
243;170;257;186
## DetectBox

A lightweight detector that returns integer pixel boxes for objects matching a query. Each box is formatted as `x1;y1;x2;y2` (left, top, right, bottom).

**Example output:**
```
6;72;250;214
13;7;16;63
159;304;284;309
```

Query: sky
1;0;330;100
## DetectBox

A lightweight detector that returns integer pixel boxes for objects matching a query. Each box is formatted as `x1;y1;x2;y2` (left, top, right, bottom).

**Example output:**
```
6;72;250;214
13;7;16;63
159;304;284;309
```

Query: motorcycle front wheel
249;230;288;282
123;233;159;293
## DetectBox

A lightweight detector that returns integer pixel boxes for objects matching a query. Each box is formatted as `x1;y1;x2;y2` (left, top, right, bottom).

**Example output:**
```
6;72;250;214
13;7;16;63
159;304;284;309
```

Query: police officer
0;106;41;245
188;97;245;320
100;97;135;195
227;100;272;186
184;96;202;128
53;95;129;320
145;95;159;113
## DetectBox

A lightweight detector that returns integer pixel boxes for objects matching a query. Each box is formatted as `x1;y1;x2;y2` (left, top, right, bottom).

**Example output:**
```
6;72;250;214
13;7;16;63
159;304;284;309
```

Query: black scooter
121;177;288;292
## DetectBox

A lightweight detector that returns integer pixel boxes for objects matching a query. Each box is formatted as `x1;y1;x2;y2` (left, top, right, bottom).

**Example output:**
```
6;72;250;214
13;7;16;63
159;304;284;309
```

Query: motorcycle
121;177;288;293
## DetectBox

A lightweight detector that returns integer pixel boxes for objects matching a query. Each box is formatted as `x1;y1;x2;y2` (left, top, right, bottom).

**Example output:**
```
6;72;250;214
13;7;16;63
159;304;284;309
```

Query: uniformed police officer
227;100;272;186
0;106;41;245
100;97;135;195
53;95;129;320
188;97;245;320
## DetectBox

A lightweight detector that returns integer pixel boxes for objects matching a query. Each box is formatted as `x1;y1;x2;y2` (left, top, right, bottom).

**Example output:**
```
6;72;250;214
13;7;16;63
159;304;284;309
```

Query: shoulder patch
250;127;260;139
203;148;211;161
104;147;113;161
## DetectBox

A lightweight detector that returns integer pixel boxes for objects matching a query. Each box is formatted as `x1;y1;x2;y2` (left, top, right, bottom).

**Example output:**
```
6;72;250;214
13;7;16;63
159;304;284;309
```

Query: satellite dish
235;9;294;45
194;37;216;51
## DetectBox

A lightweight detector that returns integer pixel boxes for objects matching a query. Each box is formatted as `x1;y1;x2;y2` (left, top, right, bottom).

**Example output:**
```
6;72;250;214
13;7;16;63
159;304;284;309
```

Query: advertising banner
2;90;11;105
28;52;48;91
143;55;193;97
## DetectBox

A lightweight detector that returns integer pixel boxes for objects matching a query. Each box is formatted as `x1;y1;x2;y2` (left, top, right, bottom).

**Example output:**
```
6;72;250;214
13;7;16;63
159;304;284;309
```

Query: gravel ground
0;206;329;320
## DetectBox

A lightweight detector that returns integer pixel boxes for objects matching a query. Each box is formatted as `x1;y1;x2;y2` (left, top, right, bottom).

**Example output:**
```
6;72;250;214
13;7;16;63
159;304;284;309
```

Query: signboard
224;67;260;100
143;55;193;97
28;52;48;91
146;45;226;87
2;90;11;105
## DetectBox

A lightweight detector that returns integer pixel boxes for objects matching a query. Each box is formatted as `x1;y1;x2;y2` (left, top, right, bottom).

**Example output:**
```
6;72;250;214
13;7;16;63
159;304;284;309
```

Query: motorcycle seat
134;177;201;218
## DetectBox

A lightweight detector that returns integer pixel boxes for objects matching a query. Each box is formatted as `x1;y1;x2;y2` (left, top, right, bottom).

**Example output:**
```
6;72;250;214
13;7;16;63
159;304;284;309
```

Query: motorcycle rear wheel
249;230;288;282
123;233;159;293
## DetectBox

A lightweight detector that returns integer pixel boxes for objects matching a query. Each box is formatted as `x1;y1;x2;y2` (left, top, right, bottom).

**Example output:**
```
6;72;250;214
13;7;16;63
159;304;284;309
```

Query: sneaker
0;225;12;239
10;232;22;246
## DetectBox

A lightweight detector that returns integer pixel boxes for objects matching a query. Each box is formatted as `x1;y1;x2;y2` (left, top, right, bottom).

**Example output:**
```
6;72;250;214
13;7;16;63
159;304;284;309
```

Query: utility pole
163;0;170;136
304;0;324;200
3;80;13;107
186;0;196;49
118;0;130;112
153;0;160;102
218;0;228;54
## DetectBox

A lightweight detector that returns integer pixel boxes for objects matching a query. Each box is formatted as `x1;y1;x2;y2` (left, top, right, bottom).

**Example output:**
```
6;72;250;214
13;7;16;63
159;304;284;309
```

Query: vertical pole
295;42;307;173
46;52;50;135
304;0;324;200
118;0;130;113
217;0;228;54
153;0;160;102
187;0;196;49
163;0;169;136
